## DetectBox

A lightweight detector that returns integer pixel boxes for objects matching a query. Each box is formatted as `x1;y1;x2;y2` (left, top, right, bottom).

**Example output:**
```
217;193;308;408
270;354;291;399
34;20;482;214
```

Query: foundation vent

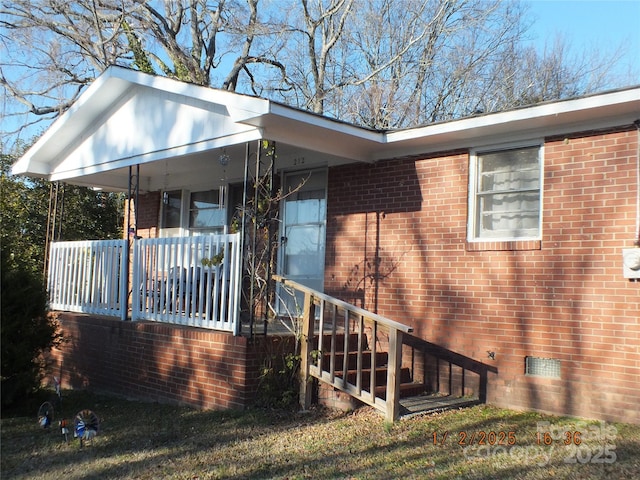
525;356;561;378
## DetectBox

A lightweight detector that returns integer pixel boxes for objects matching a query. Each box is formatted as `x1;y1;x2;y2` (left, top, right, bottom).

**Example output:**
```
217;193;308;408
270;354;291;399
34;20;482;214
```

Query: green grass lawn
2;389;639;479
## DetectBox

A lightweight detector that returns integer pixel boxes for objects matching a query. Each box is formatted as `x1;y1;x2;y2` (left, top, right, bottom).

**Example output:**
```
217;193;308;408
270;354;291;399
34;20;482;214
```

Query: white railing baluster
48;235;241;333
48;240;128;318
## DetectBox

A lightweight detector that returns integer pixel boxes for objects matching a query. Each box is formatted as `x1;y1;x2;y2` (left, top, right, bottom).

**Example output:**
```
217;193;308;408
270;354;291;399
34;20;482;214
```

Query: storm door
277;169;327;316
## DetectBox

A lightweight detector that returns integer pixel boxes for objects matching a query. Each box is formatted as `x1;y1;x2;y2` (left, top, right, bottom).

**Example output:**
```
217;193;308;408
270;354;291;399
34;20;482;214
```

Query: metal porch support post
126;165;139;320
241;142;250;337
120;241;129;321
385;328;404;422
299;291;315;411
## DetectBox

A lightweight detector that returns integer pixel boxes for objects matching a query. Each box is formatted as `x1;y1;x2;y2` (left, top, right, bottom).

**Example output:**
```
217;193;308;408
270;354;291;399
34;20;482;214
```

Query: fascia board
252;103;384;161
383;88;640;157
60;173;132;193
268;103;382;142
10;71;129;177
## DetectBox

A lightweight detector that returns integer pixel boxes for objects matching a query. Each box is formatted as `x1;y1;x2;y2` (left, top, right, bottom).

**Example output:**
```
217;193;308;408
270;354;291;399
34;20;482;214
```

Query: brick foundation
49;313;294;411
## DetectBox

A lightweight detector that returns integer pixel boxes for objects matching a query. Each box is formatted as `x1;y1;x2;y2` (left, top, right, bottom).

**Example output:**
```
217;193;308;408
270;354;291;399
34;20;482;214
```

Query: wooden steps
322;350;389;370
314;332;427;404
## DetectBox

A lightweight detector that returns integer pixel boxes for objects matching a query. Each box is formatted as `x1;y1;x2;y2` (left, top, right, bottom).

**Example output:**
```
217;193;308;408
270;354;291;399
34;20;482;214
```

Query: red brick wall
125;192;160;239
326;127;640;424
49;313;285;410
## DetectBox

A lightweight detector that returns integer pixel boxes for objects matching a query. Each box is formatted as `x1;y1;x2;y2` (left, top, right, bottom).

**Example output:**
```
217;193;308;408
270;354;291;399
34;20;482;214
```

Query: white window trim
467;141;544;243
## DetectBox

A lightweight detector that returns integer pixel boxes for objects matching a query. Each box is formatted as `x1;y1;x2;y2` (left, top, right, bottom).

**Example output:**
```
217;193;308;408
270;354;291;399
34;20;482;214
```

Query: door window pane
284;189;326;224
284;224;326;276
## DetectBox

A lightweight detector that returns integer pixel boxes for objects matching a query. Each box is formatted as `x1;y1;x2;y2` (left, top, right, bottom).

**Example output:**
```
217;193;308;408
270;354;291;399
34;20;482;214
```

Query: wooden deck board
399;394;481;418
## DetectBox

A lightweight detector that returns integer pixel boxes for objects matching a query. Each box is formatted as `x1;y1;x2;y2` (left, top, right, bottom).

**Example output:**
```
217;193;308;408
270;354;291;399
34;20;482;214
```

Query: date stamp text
431;420;618;466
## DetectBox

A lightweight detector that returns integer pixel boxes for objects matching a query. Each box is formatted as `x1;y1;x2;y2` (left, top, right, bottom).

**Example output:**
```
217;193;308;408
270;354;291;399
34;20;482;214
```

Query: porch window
469;145;542;241
189;189;226;235
162;190;182;229
160;188;226;235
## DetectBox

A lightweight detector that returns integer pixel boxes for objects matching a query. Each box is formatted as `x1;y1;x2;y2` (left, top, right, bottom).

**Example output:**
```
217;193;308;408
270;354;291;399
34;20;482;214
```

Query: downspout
634;120;640;247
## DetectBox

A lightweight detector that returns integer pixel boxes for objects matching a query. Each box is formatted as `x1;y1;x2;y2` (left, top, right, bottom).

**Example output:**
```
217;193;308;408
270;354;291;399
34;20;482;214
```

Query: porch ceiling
65;141;361;193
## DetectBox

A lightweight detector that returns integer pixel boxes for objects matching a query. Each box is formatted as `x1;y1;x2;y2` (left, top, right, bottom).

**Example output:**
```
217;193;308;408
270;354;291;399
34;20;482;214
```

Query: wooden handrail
402;335;498;377
273;275;413;334
273;275;412;421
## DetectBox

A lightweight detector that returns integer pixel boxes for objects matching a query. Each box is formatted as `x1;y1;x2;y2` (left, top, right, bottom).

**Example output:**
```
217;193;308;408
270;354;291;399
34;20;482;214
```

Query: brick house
13;66;640;423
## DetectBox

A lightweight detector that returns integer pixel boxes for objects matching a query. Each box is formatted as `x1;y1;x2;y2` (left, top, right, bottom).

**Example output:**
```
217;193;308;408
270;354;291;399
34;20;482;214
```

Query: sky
524;0;640;83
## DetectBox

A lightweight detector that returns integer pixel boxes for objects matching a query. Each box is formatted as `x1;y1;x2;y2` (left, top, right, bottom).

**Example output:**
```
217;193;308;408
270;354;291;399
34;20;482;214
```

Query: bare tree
0;0;285;145
269;0;632;128
322;0;531;127
1;0;132;139
483;34;626;111
1;0;635;149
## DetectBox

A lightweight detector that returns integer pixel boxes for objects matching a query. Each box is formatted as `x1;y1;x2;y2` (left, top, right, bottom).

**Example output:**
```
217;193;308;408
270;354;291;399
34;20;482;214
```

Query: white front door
277;169;327;315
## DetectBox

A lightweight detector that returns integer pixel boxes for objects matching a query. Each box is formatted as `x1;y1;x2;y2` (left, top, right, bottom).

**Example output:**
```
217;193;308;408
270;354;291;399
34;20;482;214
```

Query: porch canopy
12;65;640;192
10;66;385;193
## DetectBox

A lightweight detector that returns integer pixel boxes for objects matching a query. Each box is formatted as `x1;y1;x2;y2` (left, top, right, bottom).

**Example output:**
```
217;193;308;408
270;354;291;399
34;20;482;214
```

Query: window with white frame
469;145;542;240
188;189;226;235
161;188;226;236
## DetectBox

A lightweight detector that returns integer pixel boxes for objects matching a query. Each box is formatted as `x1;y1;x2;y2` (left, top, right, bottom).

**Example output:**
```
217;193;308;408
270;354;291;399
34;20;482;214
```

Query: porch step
314;332;368;353
333;366;412;386
399;394;481;419
321;350;389;370
375;382;428;400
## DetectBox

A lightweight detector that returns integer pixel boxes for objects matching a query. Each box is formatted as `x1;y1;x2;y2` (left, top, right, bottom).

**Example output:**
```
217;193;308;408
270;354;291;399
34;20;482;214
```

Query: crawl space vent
525;356;561;378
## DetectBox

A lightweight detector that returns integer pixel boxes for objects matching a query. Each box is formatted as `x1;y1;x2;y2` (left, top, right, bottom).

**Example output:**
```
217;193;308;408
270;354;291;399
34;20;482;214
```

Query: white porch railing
48;240;129;320
131;233;242;334
46;234;242;334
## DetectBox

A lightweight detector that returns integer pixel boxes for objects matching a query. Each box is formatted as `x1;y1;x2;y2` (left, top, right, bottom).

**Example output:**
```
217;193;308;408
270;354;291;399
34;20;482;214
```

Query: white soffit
49;86;259;181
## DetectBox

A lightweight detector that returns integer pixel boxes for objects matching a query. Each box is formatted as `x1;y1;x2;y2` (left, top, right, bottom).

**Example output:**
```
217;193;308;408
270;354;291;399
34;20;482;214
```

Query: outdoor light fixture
218;150;230;166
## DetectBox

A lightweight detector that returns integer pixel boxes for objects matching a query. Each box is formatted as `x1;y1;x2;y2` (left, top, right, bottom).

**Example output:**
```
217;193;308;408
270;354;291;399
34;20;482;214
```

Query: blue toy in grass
74;409;100;447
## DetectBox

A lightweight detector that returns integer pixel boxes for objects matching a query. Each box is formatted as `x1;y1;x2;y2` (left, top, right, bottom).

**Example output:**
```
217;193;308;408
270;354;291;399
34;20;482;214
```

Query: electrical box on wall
622;248;640;279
